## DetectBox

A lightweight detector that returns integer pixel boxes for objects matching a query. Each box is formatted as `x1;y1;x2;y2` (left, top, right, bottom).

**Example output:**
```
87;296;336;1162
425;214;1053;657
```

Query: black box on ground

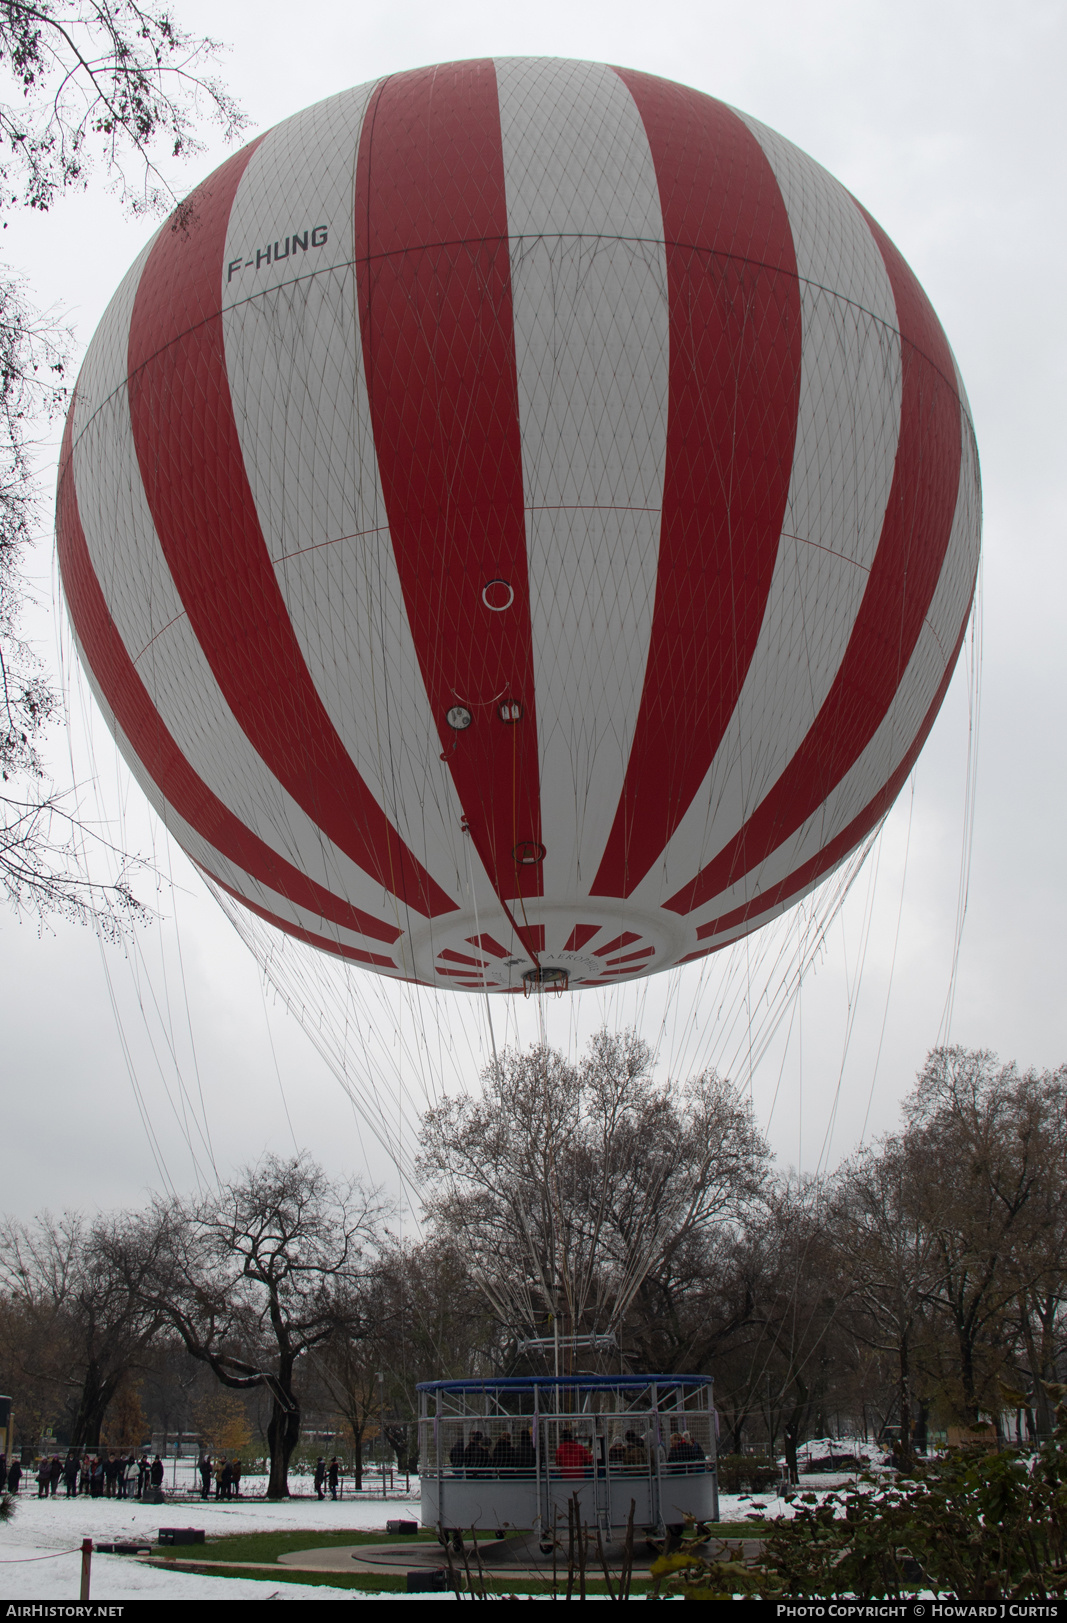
407;1568;448;1592
387;1519;419;1534
158;1527;205;1545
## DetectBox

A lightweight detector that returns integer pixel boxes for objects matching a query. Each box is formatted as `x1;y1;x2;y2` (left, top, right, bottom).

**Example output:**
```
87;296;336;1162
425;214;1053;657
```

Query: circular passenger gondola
418;1373;718;1545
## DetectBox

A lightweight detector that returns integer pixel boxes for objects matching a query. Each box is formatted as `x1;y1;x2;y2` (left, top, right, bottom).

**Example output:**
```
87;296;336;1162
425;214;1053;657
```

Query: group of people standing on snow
313;1456;343;1499
0;1451;166;1498
197;1453;244;1498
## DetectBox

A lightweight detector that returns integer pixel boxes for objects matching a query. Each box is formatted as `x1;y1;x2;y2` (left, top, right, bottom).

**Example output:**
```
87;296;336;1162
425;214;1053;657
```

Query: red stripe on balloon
694;596;973;939
589;72;802;900
355;61;543;907
593;931;642;958
677;945;726;965
466;933;510;958
667;207;964;917
56;412;401;946
204;869;397;967
126;143;454;920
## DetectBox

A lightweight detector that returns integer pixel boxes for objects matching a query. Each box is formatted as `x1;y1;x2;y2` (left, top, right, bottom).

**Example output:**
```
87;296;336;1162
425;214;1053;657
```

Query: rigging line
221;899;411;1182
814;819;887;1179
144;839;195;1160
462;819;499;1074
736;848;891;1402
167;838;219;1184
860;775;915;1146
122;919;216;1187
257;969;299;1156
56;629;174;1194
65;638;215;1189
147;841;216;1180
798;915;803;1176
938;560;984;1044
78;687;208;1189
92;924;176;1198
763;974;800;1138
744;931;755;1098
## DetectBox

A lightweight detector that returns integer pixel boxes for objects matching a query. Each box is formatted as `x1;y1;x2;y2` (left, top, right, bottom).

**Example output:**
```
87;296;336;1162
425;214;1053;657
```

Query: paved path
276;1533;766;1579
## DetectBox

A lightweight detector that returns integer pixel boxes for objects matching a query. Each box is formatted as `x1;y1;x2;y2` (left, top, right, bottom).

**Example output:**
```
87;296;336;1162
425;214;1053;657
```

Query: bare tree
132;1154;385;1498
902;1048;1067;1427
741;1181;844;1483
419;1030;769;1369
827;1137;946;1463
0;1;244;928
0;1;244;219
315;1234;496;1483
0;1208;165;1446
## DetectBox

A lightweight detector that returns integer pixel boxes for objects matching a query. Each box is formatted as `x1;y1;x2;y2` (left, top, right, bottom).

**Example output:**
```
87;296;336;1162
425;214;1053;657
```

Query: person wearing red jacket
555;1430;592;1480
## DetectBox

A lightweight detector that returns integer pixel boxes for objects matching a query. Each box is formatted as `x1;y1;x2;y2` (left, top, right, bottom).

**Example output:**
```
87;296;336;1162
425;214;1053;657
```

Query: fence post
80;1538;92;1602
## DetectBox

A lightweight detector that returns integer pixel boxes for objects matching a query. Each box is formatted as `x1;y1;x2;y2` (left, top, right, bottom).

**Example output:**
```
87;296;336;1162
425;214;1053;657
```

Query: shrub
652;1391;1067;1602
715;1454;780;1494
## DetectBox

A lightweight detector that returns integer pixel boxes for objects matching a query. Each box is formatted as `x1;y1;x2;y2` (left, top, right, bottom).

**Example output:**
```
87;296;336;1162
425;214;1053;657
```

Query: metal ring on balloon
482;579;514;611
513;841;546;866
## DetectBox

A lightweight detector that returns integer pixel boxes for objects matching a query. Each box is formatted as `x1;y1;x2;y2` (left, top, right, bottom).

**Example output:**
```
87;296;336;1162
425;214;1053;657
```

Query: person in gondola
623;1429;647;1471
513;1428;536;1476
555;1430;592;1480
462;1431;490;1477
449;1433;465;1474
491;1430;515;1475
669;1430;704;1471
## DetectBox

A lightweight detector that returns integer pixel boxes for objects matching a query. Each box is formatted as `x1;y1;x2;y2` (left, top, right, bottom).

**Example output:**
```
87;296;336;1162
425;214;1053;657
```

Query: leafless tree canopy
132;1153;386;1497
0;1207;165;1447
0;1;245;931
419;1030;771;1362
0;1;245;218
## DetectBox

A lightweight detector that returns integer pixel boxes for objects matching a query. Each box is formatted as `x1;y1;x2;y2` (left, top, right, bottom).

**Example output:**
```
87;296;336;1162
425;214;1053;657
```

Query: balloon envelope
57;59;980;993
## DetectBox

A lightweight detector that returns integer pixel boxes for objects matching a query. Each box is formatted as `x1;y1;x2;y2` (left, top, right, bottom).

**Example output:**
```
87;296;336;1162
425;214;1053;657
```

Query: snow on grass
0;1489;426;1601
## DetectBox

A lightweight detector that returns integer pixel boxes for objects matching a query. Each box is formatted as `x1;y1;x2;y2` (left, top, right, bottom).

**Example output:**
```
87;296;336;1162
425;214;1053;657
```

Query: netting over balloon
56;57;980;995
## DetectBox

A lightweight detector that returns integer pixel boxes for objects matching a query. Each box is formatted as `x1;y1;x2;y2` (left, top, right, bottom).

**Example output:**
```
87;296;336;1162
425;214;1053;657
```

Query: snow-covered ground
0;1486;425;1602
788;1436;888;1470
0;1480;810;1599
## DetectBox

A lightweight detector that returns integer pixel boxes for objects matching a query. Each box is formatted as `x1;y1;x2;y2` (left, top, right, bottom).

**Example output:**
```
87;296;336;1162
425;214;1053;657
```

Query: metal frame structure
418;1373;718;1543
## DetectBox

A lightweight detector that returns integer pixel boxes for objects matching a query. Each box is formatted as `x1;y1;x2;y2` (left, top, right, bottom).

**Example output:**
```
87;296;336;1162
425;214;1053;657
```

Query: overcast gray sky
2;0;1063;1219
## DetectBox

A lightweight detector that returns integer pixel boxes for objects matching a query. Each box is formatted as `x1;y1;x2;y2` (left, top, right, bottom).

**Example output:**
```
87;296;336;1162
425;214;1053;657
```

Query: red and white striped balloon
57;59;980;994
